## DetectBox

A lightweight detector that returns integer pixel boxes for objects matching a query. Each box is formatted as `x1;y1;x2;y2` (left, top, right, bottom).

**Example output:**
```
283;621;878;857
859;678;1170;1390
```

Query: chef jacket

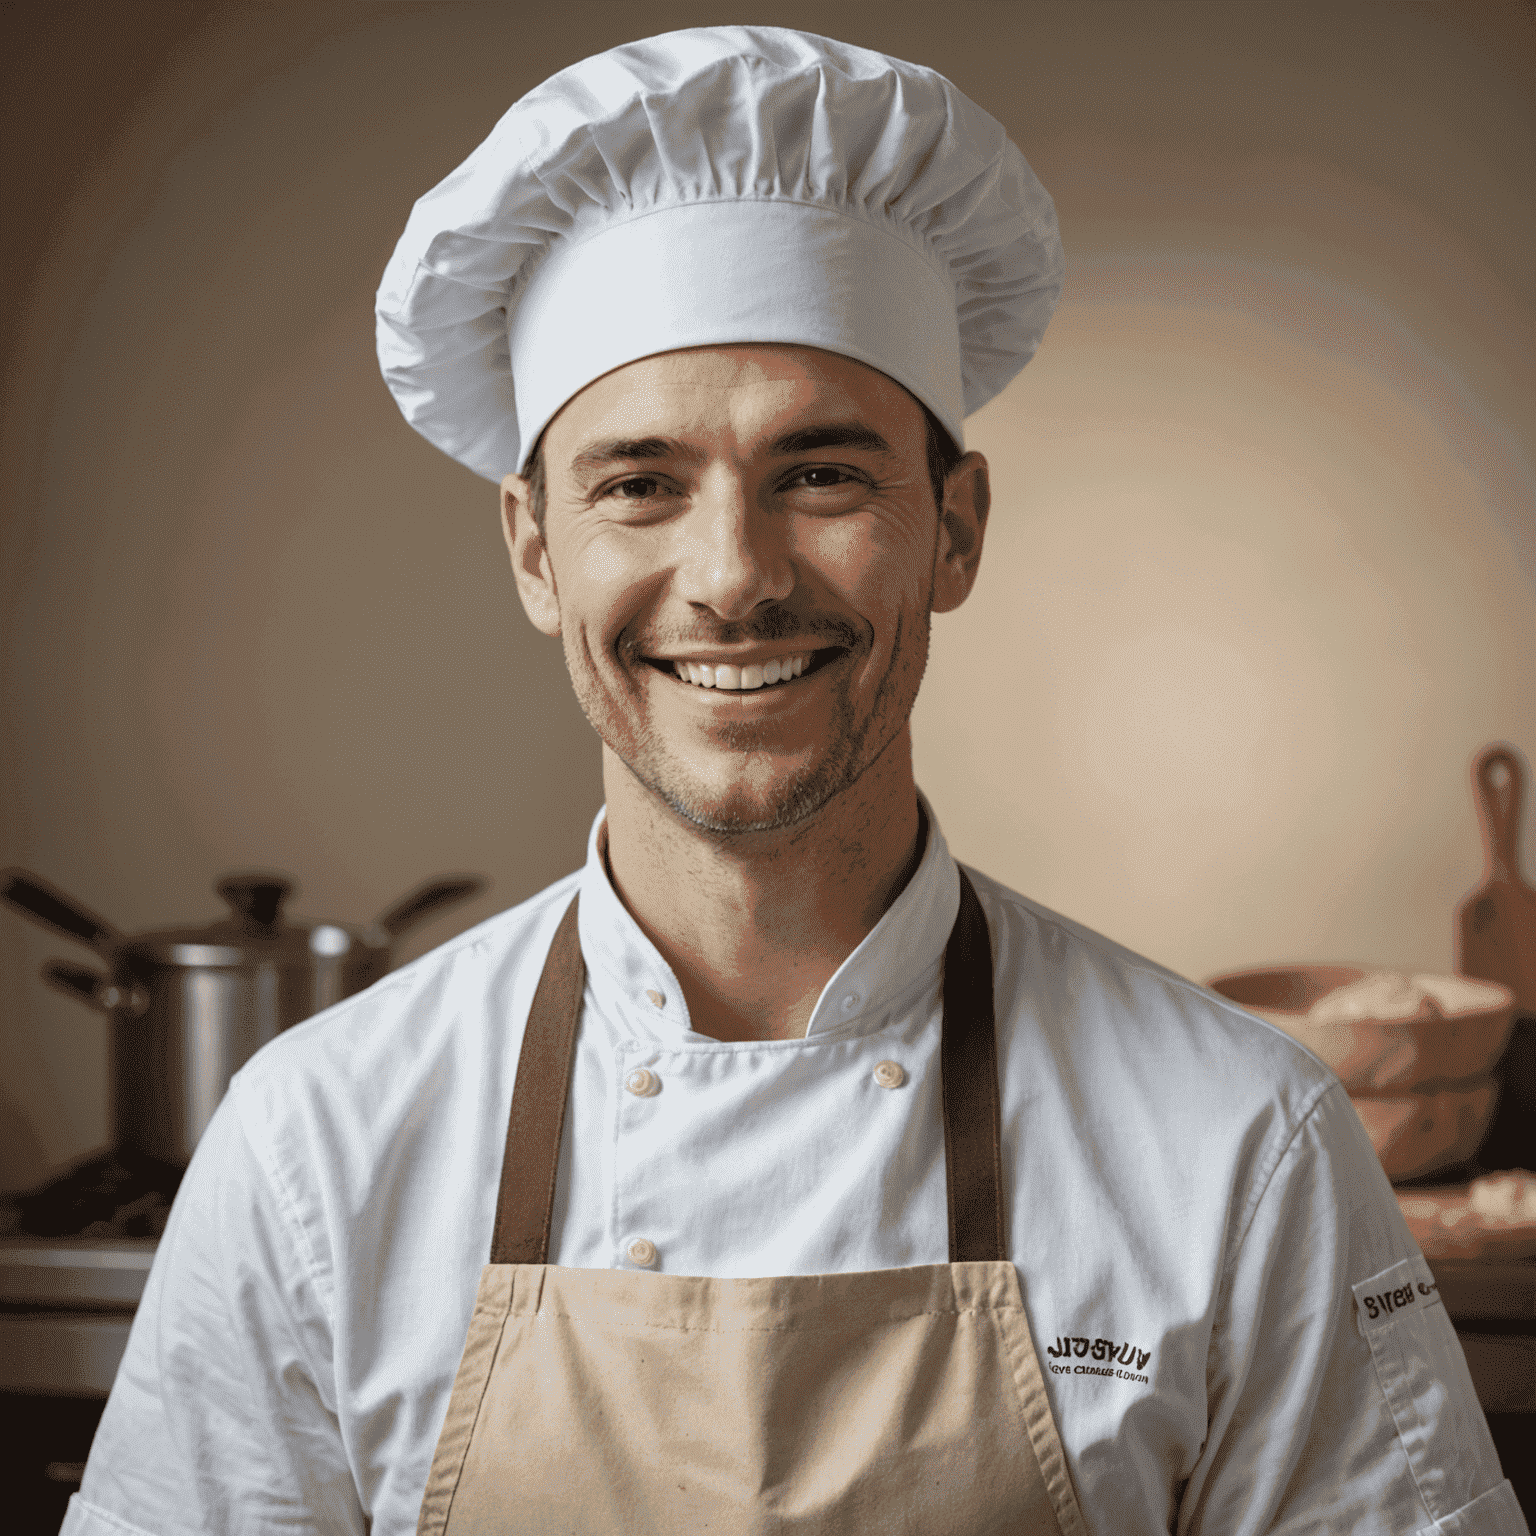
65;799;1524;1536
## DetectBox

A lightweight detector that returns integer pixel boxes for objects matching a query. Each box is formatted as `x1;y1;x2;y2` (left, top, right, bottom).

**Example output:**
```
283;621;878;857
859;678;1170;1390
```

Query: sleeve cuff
60;1494;165;1536
1425;1480;1531;1536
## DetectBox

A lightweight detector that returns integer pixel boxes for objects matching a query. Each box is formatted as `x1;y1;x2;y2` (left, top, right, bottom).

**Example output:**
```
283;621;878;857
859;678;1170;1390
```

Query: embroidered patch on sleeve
1352;1256;1441;1334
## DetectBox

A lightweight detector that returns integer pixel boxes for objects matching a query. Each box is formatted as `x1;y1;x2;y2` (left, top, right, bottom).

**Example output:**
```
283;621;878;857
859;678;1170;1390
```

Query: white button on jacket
63;801;1526;1536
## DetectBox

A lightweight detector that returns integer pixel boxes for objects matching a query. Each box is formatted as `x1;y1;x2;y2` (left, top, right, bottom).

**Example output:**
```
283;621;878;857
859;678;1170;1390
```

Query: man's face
506;345;985;834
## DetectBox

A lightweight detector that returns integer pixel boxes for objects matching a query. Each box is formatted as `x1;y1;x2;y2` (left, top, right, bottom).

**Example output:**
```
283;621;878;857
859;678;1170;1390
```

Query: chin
664;790;822;836
643;760;848;836
609;732;877;835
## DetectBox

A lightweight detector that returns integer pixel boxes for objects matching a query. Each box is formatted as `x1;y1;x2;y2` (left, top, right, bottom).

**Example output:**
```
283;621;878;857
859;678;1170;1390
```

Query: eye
792;466;860;488
609;476;661;499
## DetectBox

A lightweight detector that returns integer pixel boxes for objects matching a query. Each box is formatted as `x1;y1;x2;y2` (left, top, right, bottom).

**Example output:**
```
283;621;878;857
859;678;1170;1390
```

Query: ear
502;472;561;637
931;451;990;614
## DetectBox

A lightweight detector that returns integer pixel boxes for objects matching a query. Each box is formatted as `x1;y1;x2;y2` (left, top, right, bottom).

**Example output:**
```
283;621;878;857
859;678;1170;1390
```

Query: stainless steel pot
2;868;486;1165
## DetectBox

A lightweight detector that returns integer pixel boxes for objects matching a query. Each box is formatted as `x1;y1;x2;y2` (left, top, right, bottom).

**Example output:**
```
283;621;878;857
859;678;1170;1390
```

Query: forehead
539;344;927;463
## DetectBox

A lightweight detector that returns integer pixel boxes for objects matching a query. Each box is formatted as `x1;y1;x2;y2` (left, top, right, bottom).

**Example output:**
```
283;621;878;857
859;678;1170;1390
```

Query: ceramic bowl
1350;1080;1501;1182
1204;965;1515;1095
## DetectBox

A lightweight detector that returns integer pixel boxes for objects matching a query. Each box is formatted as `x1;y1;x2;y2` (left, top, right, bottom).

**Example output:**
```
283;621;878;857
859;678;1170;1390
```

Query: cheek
796;518;933;615
559;530;663;640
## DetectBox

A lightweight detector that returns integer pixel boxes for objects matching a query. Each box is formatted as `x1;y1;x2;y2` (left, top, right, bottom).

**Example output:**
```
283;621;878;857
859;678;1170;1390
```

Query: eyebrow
569;437;691;479
769;422;894;457
566;421;896;480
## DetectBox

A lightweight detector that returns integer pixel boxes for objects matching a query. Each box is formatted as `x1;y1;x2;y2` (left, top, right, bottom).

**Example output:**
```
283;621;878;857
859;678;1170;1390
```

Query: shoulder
966;864;1364;1256
967;861;1337;1112
224;869;581;1184
252;869;576;1058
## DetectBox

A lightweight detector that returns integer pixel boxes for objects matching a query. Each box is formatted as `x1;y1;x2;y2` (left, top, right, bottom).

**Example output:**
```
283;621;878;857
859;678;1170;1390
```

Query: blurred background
2;0;1533;1195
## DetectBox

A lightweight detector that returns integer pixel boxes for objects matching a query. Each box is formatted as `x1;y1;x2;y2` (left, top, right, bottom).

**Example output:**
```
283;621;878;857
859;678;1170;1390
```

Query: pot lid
124;875;385;968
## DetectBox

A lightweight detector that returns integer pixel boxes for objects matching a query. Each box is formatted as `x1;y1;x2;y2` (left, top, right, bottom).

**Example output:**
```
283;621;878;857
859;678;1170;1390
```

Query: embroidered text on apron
418;871;1085;1535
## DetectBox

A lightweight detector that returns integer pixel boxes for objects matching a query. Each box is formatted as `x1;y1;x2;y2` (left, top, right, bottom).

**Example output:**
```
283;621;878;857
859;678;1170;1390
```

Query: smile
668;652;813;691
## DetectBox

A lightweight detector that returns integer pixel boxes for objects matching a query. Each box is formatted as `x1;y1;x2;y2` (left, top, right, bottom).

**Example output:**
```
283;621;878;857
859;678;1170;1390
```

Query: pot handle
374;875;487;939
217;873;293;929
39;959;147;1016
2;869;123;960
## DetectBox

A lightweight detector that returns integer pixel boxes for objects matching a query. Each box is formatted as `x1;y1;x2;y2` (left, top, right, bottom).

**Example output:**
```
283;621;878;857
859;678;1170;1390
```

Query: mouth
643;649;839;692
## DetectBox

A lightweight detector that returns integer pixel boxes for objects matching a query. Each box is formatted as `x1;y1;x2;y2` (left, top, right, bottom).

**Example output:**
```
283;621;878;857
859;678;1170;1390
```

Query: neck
602;729;925;1041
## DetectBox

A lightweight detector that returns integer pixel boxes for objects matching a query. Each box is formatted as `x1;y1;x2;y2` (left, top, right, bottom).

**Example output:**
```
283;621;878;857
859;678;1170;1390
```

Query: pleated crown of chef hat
376;25;1064;481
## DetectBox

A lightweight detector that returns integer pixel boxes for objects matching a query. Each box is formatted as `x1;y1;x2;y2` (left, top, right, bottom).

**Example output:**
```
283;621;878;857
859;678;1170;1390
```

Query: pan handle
39;960;147;1016
2;869;124;959
373;875;487;940
1473;745;1525;885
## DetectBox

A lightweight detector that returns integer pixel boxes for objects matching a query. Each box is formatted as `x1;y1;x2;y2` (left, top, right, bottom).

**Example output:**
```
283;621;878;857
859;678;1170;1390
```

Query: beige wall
2;0;1532;1191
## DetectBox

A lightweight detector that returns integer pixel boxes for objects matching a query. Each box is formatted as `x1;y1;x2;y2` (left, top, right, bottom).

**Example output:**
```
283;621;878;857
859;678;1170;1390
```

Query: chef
65;25;1523;1536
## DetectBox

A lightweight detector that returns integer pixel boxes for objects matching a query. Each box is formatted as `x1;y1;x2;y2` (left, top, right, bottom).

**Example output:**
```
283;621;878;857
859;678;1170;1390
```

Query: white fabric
65;802;1523;1536
375;26;1063;478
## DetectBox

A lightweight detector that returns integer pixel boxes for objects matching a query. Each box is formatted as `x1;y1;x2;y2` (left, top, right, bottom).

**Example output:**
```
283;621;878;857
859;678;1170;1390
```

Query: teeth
671;653;811;690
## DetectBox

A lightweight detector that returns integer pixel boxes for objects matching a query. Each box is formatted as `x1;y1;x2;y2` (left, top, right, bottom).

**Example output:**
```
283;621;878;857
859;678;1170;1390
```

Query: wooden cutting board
1456;744;1536;1017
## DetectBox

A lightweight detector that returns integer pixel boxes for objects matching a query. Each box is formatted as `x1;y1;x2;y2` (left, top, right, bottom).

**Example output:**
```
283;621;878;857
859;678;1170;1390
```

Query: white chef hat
375;26;1063;480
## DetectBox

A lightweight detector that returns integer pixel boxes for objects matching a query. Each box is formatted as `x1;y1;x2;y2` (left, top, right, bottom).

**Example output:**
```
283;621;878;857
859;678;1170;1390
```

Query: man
65;26;1523;1536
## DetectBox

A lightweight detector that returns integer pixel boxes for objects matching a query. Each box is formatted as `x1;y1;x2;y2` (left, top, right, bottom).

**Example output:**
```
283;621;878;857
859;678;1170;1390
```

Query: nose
671;470;794;620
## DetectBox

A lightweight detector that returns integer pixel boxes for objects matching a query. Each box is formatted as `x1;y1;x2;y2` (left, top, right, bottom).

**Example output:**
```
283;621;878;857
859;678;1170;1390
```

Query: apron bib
418;873;1085;1535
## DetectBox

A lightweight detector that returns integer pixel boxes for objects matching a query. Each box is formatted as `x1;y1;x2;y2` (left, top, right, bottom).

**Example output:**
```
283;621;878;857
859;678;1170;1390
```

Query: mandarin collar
575;793;962;1042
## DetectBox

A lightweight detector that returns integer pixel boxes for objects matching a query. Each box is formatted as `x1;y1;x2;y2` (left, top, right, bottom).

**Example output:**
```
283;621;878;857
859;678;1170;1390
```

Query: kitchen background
2;0;1532;1196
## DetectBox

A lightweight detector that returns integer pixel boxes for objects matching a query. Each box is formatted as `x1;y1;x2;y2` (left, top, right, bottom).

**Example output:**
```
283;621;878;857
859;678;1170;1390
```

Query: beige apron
418;872;1086;1535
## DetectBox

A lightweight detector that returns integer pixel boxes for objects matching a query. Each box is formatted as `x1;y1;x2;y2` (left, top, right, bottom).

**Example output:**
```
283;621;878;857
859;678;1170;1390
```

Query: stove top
1;1151;182;1242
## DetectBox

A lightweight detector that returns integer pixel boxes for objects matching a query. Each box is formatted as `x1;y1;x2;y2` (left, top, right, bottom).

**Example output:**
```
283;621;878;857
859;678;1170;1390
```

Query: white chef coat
65;800;1524;1536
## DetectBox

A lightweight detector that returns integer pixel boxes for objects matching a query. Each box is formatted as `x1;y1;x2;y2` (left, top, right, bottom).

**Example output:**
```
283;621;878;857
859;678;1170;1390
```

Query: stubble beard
564;607;933;837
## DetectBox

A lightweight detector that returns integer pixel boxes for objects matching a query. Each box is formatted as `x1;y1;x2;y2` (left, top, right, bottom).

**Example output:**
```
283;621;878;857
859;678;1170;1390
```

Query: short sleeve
61;1086;365;1536
1179;1084;1526;1536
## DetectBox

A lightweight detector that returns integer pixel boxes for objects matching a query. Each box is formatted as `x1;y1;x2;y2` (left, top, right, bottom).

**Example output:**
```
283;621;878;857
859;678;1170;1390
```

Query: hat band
508;199;963;471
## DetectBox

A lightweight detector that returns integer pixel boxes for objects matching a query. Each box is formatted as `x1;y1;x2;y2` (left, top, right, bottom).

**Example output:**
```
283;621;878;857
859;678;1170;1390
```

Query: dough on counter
1398;1169;1536;1260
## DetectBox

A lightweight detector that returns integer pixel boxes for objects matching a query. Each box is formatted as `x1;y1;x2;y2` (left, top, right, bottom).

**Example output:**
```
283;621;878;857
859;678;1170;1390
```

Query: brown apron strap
489;895;586;1265
942;869;1005;1262
489;868;1003;1266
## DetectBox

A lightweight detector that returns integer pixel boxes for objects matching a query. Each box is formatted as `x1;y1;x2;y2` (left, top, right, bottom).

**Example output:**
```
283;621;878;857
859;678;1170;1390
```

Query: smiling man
64;25;1523;1536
